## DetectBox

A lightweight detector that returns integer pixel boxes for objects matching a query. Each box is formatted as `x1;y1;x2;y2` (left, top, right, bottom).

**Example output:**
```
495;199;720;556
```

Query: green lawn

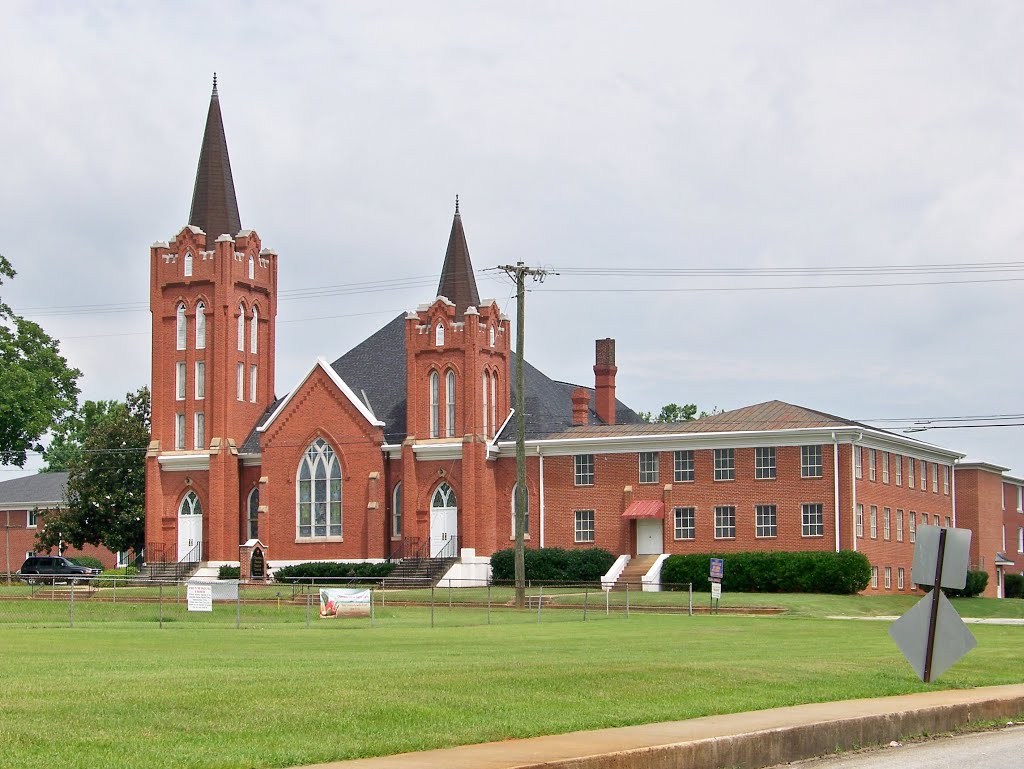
1;607;1023;769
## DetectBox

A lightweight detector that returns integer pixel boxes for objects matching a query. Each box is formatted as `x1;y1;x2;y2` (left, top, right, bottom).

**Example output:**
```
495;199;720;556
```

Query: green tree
43;399;122;471
36;387;150;556
639;403;700;423
0;255;81;466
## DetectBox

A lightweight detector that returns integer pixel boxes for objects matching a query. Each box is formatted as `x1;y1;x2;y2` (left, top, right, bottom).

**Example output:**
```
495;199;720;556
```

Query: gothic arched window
179;490;202;517
489;325;495;347
176;303;187;350
435;322;444;347
247;487;259;541
491;371;498;436
248;255;255;280
237;303;245;351
250;306;258;354
482;371;490;437
184;252;193;277
445;369;456;438
296;438;342;538
511;482;529;536
195;301;206;350
429;371;440;438
392;482;403;538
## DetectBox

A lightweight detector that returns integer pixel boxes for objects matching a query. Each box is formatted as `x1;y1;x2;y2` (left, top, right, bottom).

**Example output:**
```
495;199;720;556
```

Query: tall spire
188;74;241;240
436;196;481;316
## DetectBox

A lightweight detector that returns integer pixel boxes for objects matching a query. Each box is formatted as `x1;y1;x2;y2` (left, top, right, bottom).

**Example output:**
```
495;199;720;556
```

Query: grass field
2;595;1023;769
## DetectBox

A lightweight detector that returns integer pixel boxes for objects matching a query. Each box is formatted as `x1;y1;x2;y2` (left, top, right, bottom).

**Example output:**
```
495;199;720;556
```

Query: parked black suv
17;556;102;584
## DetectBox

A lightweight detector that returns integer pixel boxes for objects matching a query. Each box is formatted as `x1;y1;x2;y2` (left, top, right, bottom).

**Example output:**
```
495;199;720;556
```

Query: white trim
158;453;211;472
486;409;516;459
0;502;61;512
489;426;963;462
411;442;464;461
258;357;386;433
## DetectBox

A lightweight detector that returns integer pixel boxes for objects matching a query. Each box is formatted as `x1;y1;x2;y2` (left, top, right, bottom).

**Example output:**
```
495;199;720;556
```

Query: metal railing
432;536;459;560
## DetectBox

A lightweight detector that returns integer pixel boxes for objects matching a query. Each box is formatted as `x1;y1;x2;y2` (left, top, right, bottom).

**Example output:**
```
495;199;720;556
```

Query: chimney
594;338;617;425
571;387;590;426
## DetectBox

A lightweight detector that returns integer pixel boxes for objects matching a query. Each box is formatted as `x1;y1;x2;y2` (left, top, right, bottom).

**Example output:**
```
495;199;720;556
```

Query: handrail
432;536;459;560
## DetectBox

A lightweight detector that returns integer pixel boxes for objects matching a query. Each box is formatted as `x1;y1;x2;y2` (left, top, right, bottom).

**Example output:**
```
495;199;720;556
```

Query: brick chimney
594;338;617;425
571;387;590;426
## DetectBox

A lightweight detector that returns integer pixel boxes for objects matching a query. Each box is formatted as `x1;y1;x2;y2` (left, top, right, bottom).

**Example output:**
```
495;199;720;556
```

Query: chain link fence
0;576;695;630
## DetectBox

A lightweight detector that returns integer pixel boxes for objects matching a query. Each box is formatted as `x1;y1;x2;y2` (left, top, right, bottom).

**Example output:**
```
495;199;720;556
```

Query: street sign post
889;526;976;682
709;558;724;614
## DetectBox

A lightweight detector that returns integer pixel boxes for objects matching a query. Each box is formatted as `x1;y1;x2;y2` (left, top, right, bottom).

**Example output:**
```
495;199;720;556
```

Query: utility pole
498;261;552;609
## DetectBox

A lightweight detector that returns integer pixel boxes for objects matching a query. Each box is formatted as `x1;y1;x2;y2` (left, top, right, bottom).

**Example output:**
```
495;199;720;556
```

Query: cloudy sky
2;2;1022;478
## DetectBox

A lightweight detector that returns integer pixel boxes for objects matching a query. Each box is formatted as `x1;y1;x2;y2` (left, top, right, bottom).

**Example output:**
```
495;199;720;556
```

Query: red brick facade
2;508;119;575
141;84;1019;598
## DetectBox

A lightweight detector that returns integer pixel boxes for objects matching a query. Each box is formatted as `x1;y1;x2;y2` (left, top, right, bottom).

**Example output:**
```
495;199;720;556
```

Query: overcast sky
2;2;1022;478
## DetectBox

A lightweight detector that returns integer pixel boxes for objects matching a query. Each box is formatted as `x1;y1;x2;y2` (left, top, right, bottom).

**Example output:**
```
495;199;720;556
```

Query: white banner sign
711;581;722;600
187;583;213;612
320;588;371;618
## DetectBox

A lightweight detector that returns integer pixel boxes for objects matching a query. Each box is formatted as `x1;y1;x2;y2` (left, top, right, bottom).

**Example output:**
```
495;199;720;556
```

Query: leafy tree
36;387;150;556
638;403;726;422
43;399;122;471
0;255;81;466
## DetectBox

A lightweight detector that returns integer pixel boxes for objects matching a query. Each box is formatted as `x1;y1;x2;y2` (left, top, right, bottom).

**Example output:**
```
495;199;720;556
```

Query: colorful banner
319;588;371;618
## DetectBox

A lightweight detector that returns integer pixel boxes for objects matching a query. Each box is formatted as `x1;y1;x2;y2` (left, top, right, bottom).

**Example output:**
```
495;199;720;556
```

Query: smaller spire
455;194;460;215
212;72;218;98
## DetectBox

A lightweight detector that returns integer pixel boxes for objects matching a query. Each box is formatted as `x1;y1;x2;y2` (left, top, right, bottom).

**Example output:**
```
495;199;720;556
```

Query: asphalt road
779;725;1024;769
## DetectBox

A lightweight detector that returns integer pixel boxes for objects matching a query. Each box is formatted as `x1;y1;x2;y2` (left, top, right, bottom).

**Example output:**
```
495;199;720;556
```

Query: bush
218;566;241;579
1004;573;1024;599
272;562;395;583
70;556;104;571
659;550;871;594
489;547;616;582
935;569;989;598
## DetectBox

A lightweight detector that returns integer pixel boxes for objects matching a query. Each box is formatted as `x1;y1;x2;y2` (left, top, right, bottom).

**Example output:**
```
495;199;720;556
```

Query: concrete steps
610;554;660;592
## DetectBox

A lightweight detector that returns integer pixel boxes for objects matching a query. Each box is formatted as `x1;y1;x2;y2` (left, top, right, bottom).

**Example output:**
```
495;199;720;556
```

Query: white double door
178;511;203;562
430;507;458;557
636;518;664;555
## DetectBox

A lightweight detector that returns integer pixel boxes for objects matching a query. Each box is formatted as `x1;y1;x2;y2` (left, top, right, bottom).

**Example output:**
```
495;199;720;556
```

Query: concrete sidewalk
297;684;1024;769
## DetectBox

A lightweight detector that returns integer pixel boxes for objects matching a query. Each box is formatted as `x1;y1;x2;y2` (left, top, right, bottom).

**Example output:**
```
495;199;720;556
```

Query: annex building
141;84;1024;598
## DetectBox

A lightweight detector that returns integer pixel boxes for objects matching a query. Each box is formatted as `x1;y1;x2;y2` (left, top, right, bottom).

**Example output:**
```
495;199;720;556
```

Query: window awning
622;500;664;519
994;552;1015;567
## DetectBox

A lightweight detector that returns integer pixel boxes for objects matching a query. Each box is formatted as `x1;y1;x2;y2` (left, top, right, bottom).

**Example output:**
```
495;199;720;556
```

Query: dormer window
489;325;495;347
184;252;193;277
196;301;206;349
176;303;187;350
250;306;258;353
237;303;245;351
435;322;444;347
248;255;255;280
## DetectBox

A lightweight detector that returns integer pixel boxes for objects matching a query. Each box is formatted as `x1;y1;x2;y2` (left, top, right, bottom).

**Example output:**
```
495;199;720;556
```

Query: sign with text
320;588;371;618
186;583;213;612
710;558;724;582
711;581;722;600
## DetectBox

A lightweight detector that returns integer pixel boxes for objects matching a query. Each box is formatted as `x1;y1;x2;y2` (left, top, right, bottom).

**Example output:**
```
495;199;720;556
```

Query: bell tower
145;78;278;564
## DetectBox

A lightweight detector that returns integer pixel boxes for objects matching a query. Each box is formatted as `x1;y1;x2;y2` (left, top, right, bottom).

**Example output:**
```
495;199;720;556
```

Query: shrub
272;562;395;583
218;566;241;579
1004;573;1024;599
659;550;871;594
942;570;989;598
489;547;616;582
70;556;104;571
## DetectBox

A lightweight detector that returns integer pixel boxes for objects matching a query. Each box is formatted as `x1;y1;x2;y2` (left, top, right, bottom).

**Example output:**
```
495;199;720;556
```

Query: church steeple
436;196;481;316
188;74;241;240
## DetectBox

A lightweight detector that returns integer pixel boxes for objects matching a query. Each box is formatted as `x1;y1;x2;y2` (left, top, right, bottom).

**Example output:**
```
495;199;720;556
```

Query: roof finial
455;194;460;215
212;72;218;97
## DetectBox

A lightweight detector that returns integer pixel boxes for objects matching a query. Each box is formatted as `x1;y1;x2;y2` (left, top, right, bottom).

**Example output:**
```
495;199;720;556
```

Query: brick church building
144;84;1023;596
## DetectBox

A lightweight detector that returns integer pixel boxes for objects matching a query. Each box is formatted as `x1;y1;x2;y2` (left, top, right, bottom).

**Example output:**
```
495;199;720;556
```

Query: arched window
237;303;245;351
435;322;444;347
297;438;342;538
195;301;206;349
179;491;202;517
482;371;490;437
511;482;529;535
392;482;403;538
250;306;258;353
489;325;495;347
445;369;456;438
429;371;440;438
248;255;255;280
491;371;498;436
184;252;193;277
432;482;457;509
247;488;259;541
176;303;187;350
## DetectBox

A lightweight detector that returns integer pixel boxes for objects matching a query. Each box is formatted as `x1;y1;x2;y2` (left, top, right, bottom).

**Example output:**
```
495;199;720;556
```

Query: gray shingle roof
0;472;68;508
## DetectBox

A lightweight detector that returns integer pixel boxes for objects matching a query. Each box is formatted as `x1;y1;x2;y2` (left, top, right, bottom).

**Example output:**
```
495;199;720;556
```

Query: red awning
622;500;664;519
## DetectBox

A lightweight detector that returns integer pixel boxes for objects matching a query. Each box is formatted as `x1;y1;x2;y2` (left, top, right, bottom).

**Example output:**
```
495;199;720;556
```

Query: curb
298;684;1024;769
